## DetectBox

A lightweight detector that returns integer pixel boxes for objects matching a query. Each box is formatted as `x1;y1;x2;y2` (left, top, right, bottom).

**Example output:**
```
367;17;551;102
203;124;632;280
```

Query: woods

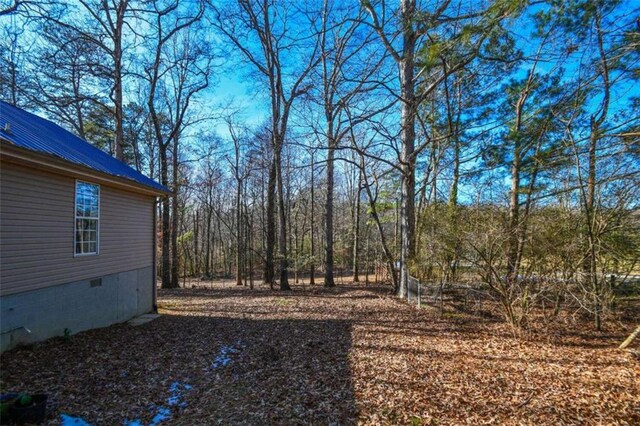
1;0;638;334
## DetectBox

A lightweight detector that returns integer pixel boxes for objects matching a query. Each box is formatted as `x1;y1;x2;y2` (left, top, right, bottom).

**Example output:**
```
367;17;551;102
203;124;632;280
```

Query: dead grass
1;280;638;425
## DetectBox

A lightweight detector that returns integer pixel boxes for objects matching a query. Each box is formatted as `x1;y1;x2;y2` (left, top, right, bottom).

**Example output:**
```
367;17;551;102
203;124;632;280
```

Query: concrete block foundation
0;266;153;352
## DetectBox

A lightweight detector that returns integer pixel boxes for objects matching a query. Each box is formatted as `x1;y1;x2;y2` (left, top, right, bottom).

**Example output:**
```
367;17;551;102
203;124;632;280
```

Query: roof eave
0;140;171;197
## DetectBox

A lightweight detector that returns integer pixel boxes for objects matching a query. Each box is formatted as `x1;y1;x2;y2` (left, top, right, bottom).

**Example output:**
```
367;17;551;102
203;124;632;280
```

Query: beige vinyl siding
0;161;155;296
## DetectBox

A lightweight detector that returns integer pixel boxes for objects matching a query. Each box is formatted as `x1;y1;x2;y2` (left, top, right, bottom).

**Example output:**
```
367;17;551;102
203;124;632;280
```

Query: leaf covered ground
1;280;638;425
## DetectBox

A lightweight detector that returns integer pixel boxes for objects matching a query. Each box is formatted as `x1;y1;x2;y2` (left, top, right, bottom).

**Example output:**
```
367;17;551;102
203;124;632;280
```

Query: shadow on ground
0;314;357;425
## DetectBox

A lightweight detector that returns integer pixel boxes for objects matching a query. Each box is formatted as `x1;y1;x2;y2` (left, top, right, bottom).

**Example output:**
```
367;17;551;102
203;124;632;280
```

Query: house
0;101;169;352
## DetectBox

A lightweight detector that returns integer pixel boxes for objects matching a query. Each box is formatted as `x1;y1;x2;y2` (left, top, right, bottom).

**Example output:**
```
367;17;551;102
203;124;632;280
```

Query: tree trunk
505;70;534;285
448;75;462;208
507;140;520;281
352;168;362;282
171;139;179;288
248;207;255;290
324;138;336;288
585;126;600;330
236;176;243;286
264;156;277;289
194;210;200;277
361;155;399;290
310;152;316;285
205;198;212;278
583;7;609;331
619;326;640;349
112;0;127;161
160;145;173;289
365;225;371;285
398;46;417;298
275;142;291;291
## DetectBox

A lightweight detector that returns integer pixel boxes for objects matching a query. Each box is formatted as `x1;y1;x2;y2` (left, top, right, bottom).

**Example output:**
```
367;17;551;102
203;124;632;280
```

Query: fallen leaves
0;280;638;425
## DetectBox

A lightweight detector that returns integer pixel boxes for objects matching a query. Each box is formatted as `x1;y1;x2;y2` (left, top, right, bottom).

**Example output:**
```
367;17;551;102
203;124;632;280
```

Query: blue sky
4;0;638;203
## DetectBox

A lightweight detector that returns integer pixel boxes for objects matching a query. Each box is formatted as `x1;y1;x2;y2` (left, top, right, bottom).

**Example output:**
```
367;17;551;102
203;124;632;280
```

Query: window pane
76;182;99;218
75;221;82;240
75;183;99;255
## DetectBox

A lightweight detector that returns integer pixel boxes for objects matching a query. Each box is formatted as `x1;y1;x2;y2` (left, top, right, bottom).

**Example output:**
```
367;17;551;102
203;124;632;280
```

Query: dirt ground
1;280;638;425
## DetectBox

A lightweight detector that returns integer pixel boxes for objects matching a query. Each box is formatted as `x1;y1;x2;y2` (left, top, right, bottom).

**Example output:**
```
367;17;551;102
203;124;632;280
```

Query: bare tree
306;0;391;287
212;0;321;290
40;0;139;161
225;116;252;286
143;0;209;289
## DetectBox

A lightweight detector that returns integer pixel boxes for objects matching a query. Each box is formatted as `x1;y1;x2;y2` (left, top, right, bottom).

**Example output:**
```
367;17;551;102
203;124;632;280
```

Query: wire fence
406;275;497;316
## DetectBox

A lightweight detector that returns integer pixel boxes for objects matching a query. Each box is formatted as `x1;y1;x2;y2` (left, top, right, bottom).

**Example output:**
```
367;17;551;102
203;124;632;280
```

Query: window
75;181;100;255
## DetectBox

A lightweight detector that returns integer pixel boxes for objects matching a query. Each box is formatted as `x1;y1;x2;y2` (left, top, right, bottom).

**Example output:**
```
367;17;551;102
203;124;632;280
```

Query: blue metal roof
0;101;168;194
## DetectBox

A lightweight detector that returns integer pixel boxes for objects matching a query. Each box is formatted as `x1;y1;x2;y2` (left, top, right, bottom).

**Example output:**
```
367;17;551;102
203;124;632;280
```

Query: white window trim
74;180;100;257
